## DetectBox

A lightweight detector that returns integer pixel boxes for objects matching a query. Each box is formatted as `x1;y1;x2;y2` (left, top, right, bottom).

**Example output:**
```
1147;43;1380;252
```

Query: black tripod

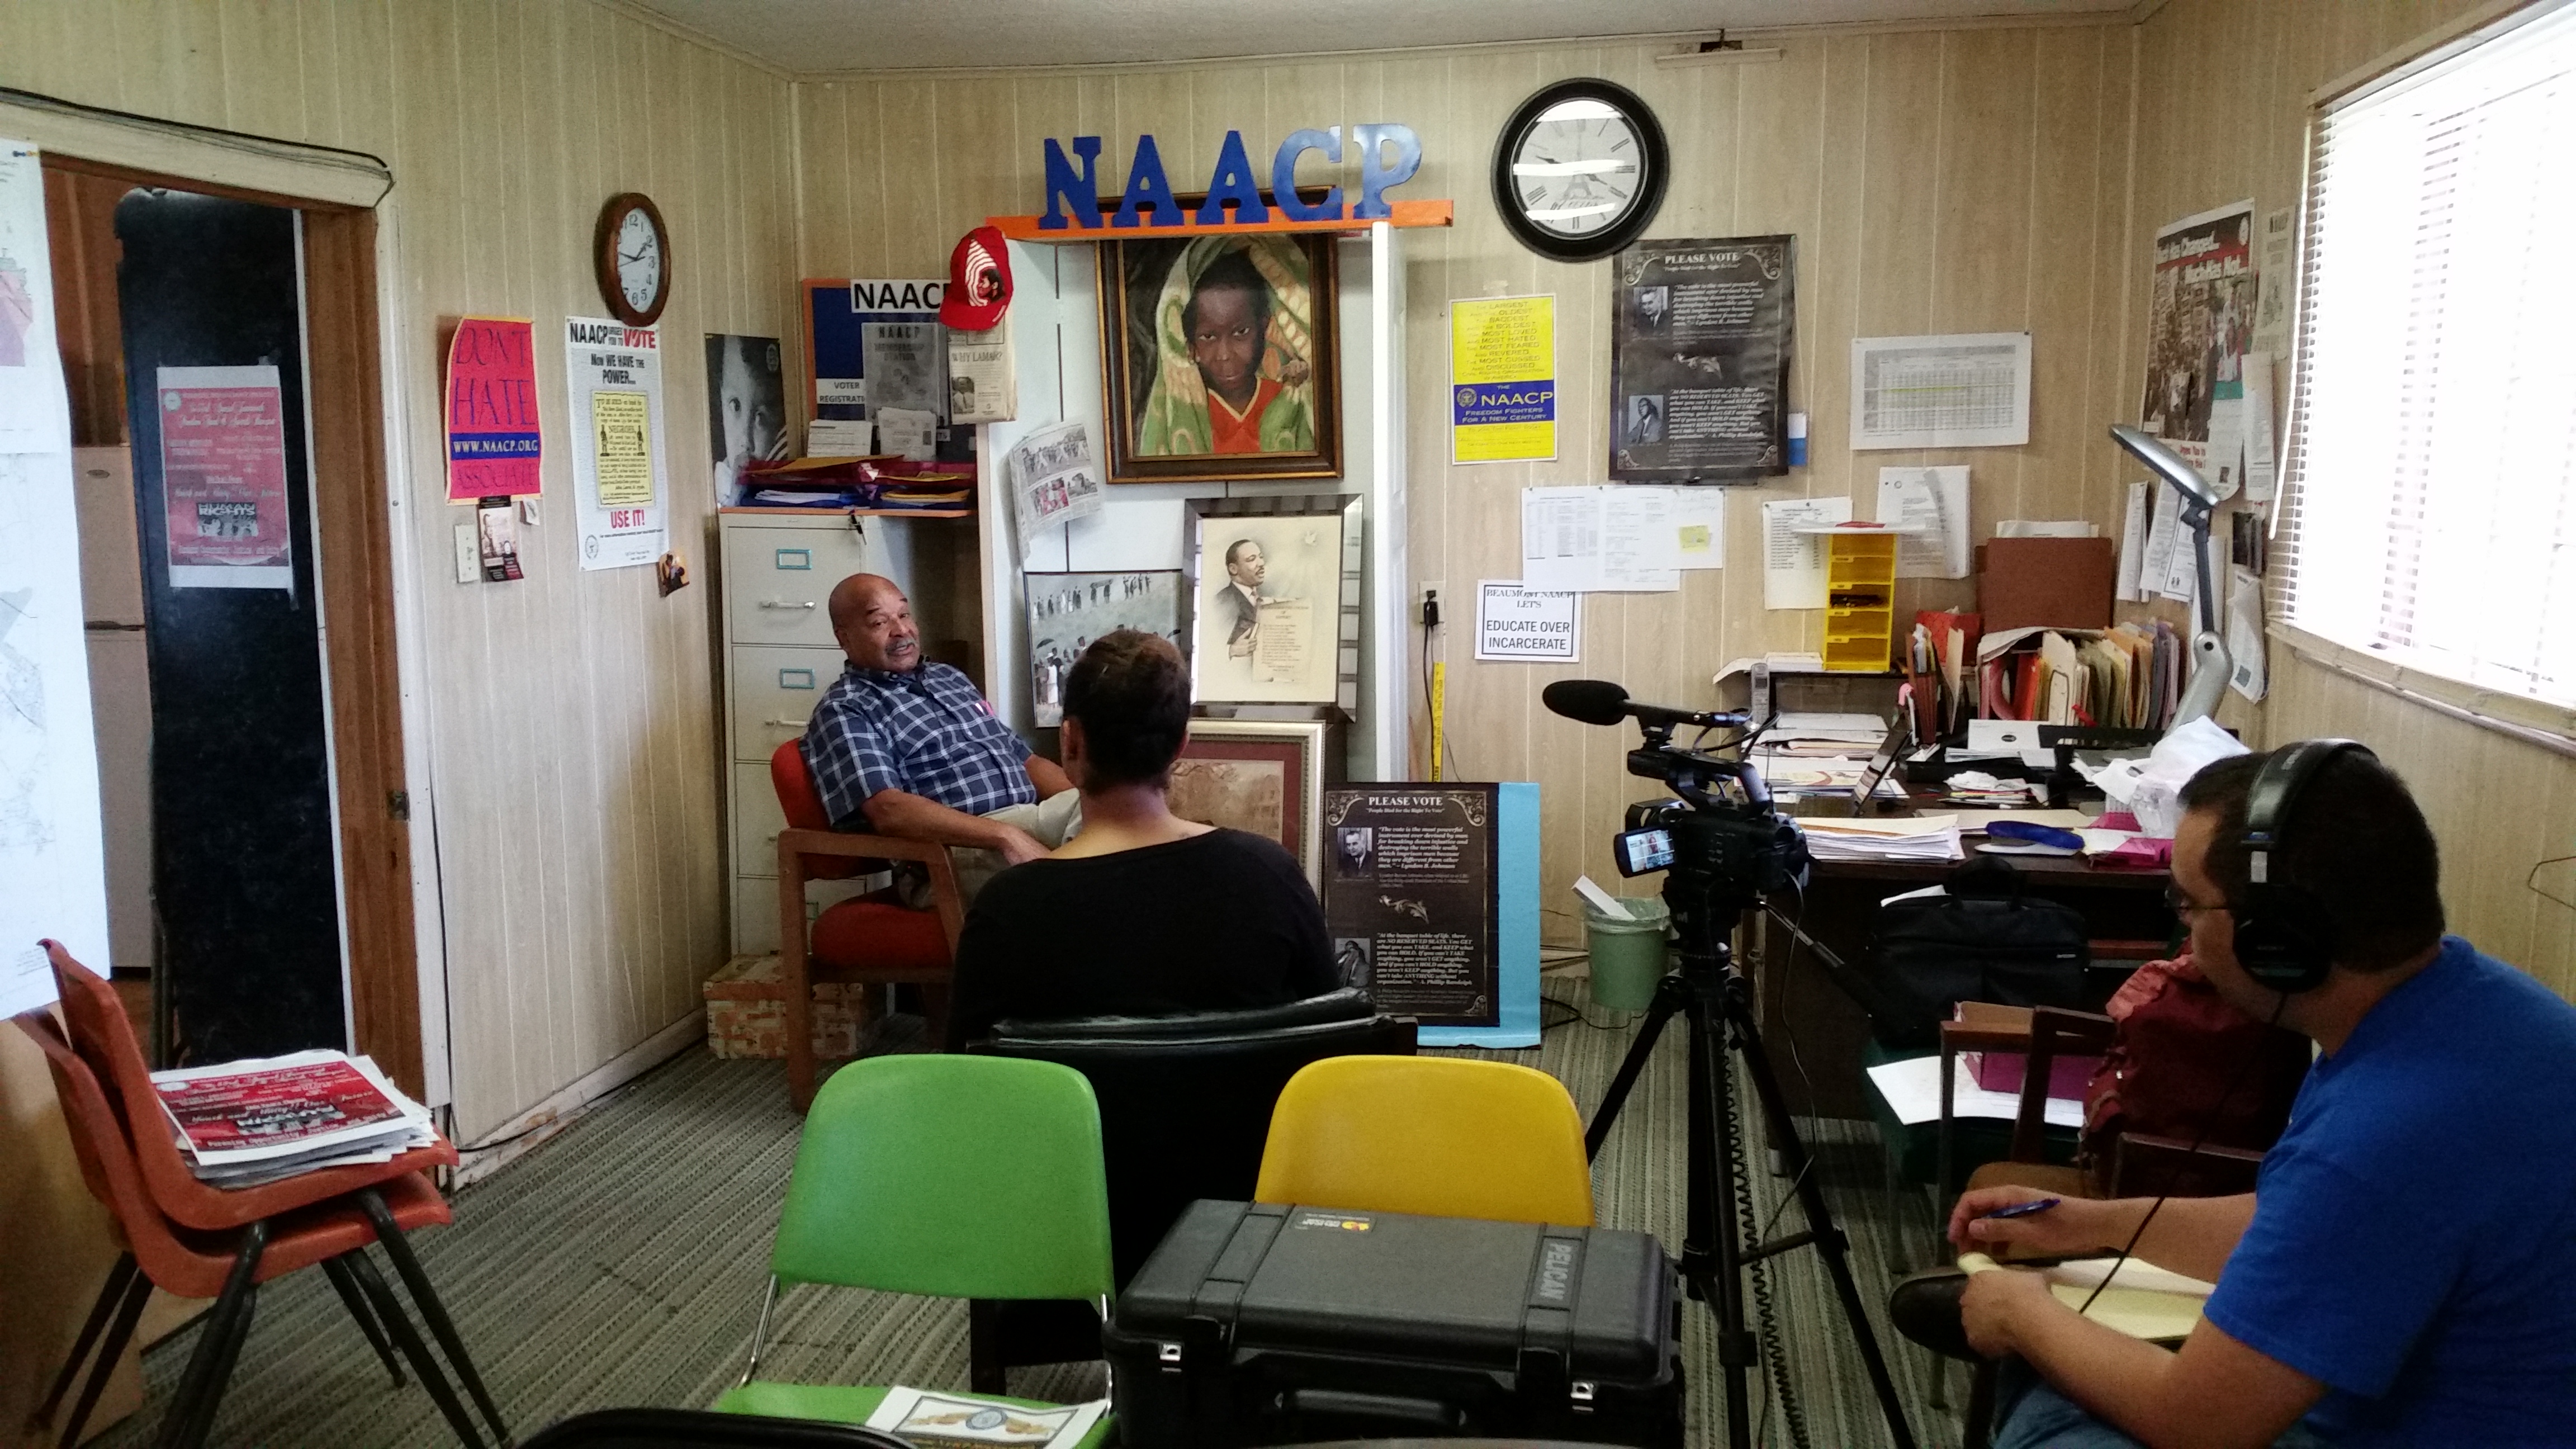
1585;874;1917;1449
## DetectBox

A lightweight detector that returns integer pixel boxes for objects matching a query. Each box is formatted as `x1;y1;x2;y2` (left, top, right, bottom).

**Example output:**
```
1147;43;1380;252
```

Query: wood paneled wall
2122;0;2576;997
796;23;2142;941
0;0;799;1138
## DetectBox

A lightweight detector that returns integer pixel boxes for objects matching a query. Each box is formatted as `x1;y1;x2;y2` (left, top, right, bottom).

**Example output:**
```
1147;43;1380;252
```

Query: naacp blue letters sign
1040;125;1423;230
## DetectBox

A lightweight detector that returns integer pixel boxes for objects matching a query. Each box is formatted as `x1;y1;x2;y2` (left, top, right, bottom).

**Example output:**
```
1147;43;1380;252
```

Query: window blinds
2282;0;2576;707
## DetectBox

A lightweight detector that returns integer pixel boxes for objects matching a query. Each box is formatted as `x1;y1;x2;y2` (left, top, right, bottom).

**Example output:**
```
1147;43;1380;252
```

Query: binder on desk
1977;537;2115;633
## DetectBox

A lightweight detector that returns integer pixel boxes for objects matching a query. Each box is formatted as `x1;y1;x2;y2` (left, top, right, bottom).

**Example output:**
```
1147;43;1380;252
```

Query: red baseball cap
940;225;1012;330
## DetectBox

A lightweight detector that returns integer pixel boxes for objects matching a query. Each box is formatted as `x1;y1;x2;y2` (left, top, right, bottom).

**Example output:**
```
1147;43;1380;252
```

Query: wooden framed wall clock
594;192;671;325
1491;78;1669;262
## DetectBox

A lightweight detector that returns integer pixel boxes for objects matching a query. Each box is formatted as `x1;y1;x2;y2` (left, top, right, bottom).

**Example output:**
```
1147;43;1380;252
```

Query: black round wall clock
1491;78;1670;262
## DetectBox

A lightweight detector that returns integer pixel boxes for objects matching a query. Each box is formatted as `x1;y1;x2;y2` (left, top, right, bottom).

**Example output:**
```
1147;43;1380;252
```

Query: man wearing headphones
1944;742;2576;1447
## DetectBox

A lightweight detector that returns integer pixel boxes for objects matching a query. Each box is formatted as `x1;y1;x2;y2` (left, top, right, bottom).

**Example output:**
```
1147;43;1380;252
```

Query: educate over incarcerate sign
1039;125;1424;231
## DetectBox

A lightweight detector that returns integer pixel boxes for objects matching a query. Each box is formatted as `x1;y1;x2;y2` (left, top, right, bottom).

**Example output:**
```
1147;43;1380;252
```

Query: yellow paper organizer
1821;529;1898;671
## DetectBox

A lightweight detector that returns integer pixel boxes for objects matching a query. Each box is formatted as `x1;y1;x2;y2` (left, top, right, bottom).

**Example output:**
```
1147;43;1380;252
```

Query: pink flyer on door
157;364;293;589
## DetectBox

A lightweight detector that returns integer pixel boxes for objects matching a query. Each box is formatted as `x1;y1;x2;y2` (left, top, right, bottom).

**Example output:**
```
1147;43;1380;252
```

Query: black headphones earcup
2232;739;2374;995
2231;888;2336;993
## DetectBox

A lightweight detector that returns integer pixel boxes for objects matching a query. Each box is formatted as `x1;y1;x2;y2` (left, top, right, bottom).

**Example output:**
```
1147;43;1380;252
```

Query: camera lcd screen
1614;827;1675;877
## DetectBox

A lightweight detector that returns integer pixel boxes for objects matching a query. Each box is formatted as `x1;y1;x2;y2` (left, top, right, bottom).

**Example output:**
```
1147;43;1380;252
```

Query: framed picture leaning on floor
1168;717;1333;890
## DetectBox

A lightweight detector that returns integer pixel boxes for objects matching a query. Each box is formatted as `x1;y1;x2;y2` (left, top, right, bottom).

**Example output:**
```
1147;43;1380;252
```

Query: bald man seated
799;574;1078;893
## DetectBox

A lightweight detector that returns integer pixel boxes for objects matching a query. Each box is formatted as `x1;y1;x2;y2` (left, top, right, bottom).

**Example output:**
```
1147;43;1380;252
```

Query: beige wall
2121;0;2576;997
797;22;2144;935
0;0;798;1138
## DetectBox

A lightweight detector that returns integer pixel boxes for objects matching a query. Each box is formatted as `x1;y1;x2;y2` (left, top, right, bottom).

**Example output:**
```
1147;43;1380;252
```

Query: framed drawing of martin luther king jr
1099;232;1342;484
1185;495;1360;709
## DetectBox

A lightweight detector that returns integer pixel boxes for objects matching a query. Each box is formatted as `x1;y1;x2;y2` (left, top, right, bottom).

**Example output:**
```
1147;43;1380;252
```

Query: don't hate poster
446;316;542;501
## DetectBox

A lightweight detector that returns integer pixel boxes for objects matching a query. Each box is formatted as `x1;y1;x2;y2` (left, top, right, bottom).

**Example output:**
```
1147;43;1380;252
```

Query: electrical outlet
453;523;480;584
1421;580;1445;607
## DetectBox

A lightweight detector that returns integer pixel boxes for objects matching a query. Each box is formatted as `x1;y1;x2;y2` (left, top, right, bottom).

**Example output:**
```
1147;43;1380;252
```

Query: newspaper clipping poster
1320;785;1500;1026
946;315;1017;425
1007;420;1104;551
2139;201;2255;488
1611;235;1794;481
565;316;667;571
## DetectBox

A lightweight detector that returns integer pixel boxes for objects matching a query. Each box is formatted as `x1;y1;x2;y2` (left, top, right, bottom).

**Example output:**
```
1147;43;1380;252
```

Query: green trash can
1583;894;1671;1011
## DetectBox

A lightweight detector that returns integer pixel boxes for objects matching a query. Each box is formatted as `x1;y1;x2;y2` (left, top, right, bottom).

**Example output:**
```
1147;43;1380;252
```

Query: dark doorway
115;189;344;1062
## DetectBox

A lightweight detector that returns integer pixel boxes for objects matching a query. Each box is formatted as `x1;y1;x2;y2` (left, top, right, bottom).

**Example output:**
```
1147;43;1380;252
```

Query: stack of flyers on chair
152;1049;436;1186
864;1387;1107;1449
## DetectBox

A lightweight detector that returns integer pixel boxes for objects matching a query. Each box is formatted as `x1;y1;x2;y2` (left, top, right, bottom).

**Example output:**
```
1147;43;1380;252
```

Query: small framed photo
1186;494;1360;709
1170;717;1335;889
1097;232;1342;485
1022;570;1187;727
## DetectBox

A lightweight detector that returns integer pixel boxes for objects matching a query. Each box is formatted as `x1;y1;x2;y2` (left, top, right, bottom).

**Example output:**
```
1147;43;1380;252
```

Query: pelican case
1104;1200;1683;1447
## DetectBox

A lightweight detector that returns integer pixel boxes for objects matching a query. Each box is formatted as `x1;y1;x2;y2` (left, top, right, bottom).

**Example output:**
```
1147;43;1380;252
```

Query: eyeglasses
2164;884;2224;920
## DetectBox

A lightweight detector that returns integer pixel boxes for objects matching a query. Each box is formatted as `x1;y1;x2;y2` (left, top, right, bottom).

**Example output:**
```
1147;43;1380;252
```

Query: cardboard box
1976;537;2114;633
703;953;869;1059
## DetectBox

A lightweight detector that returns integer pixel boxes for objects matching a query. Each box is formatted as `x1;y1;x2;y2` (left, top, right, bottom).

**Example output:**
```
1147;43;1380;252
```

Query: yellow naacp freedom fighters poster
1451;295;1555;463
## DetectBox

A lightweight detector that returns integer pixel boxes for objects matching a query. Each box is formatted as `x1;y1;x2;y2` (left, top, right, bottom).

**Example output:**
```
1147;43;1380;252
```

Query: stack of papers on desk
1797;813;1963;863
1864;1053;2083;1128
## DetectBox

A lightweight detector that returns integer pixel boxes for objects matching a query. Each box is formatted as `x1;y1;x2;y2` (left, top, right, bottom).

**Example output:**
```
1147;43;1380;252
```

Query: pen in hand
1977;1197;2062;1221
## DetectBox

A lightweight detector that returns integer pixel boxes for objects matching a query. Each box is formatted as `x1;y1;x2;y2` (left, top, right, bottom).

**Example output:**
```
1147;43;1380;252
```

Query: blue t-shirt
2202;937;2576;1446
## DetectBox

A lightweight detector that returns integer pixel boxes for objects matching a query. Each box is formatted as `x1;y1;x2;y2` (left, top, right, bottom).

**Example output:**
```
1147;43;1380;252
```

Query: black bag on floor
1105;1200;1683;1447
1861;856;2090;1049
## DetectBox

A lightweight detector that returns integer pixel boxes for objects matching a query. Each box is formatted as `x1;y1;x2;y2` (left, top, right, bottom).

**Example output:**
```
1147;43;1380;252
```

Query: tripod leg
1689;991;1757;1449
1583;972;1686;1161
1729;995;1919;1449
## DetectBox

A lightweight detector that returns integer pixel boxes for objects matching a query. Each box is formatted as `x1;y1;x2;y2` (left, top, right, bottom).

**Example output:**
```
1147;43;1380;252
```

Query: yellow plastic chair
1253;1055;1594;1225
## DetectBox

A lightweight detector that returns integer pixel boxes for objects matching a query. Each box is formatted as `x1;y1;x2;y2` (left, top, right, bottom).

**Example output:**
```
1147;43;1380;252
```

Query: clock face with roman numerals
1491;79;1669;263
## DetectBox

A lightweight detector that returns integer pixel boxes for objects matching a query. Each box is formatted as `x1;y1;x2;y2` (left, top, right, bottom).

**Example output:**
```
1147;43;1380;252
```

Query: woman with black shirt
943;630;1338;1048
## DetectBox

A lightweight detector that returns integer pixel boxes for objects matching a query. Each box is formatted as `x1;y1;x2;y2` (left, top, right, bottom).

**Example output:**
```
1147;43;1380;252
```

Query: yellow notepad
1960;1253;2213;1342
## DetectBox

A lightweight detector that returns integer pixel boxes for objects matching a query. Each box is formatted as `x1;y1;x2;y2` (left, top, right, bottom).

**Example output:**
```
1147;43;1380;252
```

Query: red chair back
45;941;454;1232
771;738;865;882
15;1007;236;1298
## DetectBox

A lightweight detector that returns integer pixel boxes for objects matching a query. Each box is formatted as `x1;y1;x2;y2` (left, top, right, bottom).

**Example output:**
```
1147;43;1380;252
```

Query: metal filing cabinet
720;511;904;955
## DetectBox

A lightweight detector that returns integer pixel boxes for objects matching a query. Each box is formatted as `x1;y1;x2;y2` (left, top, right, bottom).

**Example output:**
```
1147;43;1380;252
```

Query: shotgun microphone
1542;679;1747;731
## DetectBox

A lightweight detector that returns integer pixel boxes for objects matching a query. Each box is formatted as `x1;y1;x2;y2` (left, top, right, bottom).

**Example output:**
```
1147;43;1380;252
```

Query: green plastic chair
714;1054;1116;1445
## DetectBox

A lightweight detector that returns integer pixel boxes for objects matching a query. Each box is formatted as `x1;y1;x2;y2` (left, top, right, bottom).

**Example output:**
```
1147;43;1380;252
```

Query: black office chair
965;988;1418;1382
519;1408;910;1448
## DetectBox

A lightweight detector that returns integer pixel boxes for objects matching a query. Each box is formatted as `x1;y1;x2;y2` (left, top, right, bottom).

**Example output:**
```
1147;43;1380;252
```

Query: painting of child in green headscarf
1100;233;1341;484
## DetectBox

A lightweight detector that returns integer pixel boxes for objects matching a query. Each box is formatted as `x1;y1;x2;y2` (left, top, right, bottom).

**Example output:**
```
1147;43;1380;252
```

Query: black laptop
1775;718;1912;819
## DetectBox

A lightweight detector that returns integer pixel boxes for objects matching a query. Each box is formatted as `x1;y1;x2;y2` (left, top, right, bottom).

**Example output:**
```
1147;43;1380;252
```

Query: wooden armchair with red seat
21;943;507;1449
1934;1003;2267;1449
769;738;968;1110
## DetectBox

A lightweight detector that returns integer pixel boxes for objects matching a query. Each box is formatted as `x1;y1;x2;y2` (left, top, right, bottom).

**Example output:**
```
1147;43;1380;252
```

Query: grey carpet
93;976;1970;1448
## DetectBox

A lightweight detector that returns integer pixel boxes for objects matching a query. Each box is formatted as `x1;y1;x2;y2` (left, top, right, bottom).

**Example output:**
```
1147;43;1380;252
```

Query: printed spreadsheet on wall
1849;332;2032;449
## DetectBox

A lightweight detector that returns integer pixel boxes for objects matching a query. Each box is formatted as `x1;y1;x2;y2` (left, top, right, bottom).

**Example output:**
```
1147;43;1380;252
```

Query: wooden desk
1751;851;2174;1120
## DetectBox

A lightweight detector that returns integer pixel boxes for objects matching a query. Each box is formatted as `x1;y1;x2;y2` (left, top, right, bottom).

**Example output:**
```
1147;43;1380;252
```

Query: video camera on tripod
1540;676;1917;1449
1540;679;1811;914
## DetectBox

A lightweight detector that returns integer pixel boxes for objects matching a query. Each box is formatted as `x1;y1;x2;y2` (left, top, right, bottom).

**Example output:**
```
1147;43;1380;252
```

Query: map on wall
0;139;108;1016
0;452;111;1014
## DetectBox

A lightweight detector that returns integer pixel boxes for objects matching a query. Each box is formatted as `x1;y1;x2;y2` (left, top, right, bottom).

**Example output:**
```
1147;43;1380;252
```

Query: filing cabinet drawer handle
763;717;809;730
757;599;818;610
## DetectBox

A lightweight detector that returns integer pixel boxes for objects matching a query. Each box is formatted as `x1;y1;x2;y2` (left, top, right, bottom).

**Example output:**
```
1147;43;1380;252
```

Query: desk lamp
2110;423;2229;726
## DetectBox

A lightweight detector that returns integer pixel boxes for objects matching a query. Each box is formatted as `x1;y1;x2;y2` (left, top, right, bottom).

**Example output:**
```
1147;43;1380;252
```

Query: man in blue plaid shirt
802;574;1075;873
